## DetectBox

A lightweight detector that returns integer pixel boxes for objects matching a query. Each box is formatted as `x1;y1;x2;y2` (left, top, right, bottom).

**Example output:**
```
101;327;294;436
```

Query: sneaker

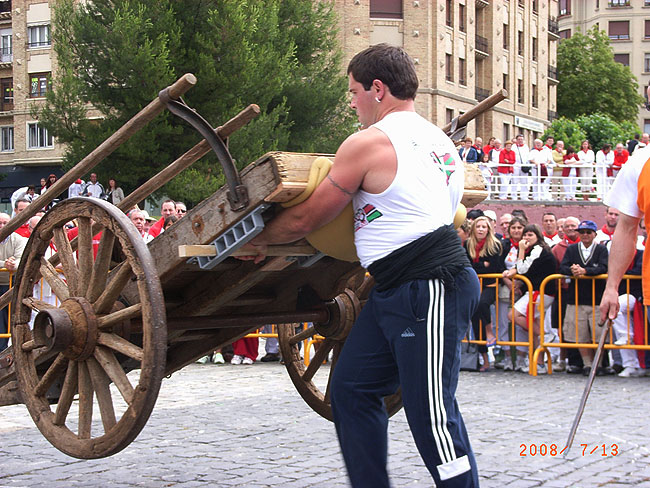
554;360;566;373
503;359;514;371
242;357;254;365
230;355;243;365
618;367;644;378
515;357;527;372
536;363;547;374
196;356;209;364
260;353;280;362
494;358;506;370
211;353;225;364
566;364;583;374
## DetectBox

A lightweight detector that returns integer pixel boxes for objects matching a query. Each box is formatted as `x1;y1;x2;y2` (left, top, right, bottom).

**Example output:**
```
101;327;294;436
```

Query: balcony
548;65;559;83
548;18;560;39
548;110;558;122
0;0;10;18
475;34;489;58
608;0;630;6
476;0;489;8
475;87;490;102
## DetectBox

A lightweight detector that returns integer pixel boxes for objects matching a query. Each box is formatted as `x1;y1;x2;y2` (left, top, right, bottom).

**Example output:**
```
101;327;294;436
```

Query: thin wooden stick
302;339;333;383
77;360;93;439
87;230;115;303
94;345;135;405
97;332;144;362
53;227;79;297
76;217;93;294
34;353;68;397
54;360;78;426
289;325;318;346
86;356;117;432
39;257;70;302
93;262;134;314
97;304;142;329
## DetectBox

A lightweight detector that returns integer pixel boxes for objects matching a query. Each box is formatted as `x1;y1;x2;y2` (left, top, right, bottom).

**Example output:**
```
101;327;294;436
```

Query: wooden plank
264;182;308;203
178;244;316;258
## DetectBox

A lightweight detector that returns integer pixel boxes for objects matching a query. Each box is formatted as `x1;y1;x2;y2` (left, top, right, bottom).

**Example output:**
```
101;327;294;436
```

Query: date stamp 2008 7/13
519;443;619;457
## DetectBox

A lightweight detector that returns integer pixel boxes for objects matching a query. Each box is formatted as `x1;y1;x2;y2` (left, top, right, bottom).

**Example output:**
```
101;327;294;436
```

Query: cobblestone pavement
1;353;650;487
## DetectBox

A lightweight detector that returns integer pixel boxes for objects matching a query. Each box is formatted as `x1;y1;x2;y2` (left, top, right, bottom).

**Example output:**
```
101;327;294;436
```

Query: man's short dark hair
542;212;556;220
27;185;35;191
347;43;418;100
511;209;528;223
466;209;484;220
14;198;29;209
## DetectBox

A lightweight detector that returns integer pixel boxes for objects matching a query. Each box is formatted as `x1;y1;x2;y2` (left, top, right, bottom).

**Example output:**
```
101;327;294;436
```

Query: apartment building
0;0;63;204
333;0;560;144
557;0;650;133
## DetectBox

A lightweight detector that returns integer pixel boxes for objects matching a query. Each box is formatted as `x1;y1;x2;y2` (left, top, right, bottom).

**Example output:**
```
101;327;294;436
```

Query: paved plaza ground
1;349;649;487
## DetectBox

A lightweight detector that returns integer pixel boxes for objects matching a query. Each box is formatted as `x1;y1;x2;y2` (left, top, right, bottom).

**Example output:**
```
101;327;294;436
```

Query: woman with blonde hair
464;215;506;371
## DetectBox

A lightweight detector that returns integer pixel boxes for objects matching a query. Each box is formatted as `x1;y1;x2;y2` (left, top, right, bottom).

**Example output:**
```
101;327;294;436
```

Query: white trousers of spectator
562;170;578;200
595;164;609;200
531;167;551;200
612;294;641;369
513;165;531;200
499;173;513;199
579;167;593;196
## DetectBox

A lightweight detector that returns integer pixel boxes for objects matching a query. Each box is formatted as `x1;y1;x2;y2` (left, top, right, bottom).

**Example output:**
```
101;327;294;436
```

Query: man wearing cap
559;220;609;375
68;178;85;198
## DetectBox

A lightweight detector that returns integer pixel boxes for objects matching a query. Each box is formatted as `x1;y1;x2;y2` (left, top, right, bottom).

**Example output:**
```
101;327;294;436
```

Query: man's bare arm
600;213;640;321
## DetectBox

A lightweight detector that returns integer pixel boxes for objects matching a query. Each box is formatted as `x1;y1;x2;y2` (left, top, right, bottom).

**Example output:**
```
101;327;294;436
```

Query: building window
609;21;630;40
559;0;571;16
645;0;650;6
645;119;650;134
503;123;511;142
30;73;51;98
503;73;509;92
645;20;650;39
1;33;11;62
446;0;453;27
517;79;524;104
503;24;509;49
369;0;402;19
446;108;454;125
446;54;453;81
532;37;538;61
559;29;571;39
532;84;538;108
28;122;53;149
533;0;539;13
27;24;51;48
459;4;466;33
459;58;467;85
614;53;630;66
1;78;12;111
518;30;524;56
1;126;13;152
608;0;630;6
645;53;650;72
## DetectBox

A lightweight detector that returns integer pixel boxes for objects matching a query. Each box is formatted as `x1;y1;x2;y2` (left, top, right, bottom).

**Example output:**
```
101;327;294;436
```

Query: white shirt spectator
82;181;105;198
68;179;85;198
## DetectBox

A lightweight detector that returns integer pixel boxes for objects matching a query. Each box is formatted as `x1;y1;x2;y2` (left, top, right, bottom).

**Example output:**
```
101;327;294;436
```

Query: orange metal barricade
464;273;538;369
532;274;648;376
245;323;322;366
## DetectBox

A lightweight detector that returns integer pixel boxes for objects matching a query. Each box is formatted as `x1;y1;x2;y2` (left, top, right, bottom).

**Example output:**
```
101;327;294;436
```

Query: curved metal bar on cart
158;89;249;211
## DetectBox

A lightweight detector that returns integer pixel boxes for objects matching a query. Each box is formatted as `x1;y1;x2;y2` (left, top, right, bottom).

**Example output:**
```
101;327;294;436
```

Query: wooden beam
178;244;316;258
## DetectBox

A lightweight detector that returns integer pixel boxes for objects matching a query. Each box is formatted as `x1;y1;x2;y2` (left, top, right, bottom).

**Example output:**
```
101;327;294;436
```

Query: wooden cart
0;74;501;459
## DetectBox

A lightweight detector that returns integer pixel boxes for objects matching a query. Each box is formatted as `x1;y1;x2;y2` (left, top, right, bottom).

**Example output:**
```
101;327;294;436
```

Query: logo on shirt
354;204;383;232
431;151;457;184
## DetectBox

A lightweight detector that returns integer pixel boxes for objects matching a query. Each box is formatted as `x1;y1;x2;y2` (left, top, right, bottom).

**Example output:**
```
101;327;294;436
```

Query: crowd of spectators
458;133;645;202
459;206;646;377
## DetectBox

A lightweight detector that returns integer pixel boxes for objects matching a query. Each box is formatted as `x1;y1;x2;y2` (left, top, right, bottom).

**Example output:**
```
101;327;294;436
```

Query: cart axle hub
32;297;98;361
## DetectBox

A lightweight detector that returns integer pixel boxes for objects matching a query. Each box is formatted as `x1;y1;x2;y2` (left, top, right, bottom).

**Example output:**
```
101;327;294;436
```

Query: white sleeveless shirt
353;111;464;268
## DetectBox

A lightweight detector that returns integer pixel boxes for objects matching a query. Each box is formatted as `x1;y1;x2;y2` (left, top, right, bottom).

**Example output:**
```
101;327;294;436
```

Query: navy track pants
331;267;480;487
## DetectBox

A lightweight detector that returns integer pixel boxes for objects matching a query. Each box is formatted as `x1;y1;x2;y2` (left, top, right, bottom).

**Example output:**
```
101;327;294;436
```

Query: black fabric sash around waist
367;224;471;292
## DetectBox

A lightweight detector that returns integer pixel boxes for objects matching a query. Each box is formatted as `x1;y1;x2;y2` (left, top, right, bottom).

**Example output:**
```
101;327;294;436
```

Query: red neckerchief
565;235;580;245
545;144;553;150
473;239;486;263
510;238;520;248
600;225;614;238
543;231;557;240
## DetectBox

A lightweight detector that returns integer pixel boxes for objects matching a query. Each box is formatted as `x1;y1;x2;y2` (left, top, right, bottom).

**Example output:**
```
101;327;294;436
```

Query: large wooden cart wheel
278;272;402;421
11;198;166;459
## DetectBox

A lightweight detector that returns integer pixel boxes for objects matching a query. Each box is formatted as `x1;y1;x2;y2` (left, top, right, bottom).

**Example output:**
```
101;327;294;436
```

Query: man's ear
372;79;387;101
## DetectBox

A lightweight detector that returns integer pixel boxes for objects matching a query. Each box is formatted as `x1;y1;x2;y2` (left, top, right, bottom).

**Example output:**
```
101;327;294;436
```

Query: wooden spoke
86;357;117;432
289;325;318;345
87;230;115;303
97;304;142;329
53;227;80;297
39;257;70;301
22;297;57;311
54;361;79;426
93;262;134;314
94;346;135;404
97;332;144;362
324;342;342;404
76;217;94;294
77;360;93;439
302;339;334;383
34;353;68;397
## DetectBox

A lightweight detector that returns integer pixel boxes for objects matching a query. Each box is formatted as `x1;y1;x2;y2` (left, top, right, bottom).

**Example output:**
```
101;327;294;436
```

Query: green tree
557;27;644;123
542;117;587;151
38;0;354;206
576;113;638;151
